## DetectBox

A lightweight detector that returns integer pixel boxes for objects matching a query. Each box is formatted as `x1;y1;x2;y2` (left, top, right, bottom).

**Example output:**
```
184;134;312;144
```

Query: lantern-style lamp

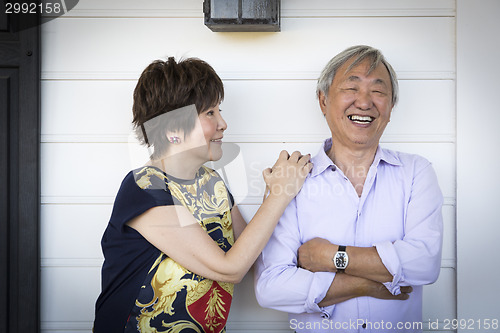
203;0;280;32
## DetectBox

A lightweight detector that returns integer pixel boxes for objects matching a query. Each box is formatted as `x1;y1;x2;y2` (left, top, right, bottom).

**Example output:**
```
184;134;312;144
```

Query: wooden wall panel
40;1;457;332
41;142;455;199
41;17;455;78
62;0;455;18
42;79;455;142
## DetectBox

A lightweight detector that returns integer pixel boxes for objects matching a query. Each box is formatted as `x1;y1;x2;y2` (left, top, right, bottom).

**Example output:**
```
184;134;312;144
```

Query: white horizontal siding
44;0;455;18
41;0;457;332
39;266;456;332
41;17;455;76
41;79;455;141
40;141;455;200
40;204;455;265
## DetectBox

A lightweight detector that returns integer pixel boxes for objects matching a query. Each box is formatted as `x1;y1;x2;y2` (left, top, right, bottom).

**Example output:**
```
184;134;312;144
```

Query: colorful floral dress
94;166;234;333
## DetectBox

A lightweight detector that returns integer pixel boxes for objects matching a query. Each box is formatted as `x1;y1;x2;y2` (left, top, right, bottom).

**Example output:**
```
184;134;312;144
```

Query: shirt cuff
374;240;403;295
305;271;336;317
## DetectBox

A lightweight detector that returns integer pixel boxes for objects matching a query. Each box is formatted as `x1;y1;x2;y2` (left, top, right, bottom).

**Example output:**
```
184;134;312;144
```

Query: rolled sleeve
307;272;336;314
254;198;335;314
374;161;443;294
374;240;404;295
255;258;335;314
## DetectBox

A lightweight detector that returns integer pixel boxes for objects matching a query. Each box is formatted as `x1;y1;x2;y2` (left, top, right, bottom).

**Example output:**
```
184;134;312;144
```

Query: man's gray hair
316;45;399;106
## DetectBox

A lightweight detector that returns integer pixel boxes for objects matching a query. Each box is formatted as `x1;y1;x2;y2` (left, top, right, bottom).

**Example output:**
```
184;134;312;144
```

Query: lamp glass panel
242;0;273;19
210;0;239;19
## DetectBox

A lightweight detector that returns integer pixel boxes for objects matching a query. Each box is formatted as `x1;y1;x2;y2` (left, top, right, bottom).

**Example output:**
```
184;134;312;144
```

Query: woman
93;57;312;333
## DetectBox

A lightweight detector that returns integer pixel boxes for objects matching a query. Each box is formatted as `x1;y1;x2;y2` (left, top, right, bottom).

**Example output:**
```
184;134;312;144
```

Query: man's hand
366;280;413;301
318;273;413;307
298;237;337;272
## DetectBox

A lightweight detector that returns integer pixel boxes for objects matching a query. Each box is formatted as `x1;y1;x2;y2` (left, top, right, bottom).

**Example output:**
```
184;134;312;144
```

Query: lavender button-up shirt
255;138;443;333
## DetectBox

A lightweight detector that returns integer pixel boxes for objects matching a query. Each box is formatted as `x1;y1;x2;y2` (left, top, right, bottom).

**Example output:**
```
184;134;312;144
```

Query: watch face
335;252;347;269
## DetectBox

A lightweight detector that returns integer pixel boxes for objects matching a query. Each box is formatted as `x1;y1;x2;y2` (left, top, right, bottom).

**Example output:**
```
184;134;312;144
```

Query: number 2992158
4;2;63;14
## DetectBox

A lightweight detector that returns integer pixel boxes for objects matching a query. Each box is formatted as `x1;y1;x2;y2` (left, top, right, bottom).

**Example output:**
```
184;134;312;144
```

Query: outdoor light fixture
203;0;280;32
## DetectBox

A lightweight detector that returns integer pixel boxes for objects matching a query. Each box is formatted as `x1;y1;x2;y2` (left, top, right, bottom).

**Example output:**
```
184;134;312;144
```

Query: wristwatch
333;245;349;272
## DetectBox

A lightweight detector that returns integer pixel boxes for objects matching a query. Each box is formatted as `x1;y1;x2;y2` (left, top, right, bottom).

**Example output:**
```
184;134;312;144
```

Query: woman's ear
166;130;183;144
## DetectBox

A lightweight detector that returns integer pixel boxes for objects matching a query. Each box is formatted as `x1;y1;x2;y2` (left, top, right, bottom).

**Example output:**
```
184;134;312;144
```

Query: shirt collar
310;138;335;177
373;145;403;168
310;138;402;178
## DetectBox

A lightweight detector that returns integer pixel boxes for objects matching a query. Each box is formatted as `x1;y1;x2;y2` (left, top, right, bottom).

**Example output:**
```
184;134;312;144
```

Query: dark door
0;2;40;332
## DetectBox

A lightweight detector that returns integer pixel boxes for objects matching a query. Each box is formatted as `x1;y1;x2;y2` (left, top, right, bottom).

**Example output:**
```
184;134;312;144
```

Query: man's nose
354;90;373;110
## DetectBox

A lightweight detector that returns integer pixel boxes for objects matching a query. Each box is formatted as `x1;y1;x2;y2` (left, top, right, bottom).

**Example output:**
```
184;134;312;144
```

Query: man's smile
347;115;374;124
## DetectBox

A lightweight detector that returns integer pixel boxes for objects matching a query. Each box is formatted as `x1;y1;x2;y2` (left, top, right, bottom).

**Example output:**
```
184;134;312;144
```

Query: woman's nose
218;113;227;131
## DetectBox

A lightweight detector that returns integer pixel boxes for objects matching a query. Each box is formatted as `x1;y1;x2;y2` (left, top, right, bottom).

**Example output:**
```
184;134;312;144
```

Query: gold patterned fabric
125;166;235;333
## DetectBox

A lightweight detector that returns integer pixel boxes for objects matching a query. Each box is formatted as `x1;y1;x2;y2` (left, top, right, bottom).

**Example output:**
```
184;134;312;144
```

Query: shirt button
362;323;367;329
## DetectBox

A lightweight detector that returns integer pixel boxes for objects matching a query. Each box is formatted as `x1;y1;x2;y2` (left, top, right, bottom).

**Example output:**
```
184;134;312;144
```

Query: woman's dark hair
132;57;224;158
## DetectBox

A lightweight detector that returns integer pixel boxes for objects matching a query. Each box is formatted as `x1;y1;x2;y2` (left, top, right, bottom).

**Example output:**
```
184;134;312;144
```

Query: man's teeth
348;115;373;123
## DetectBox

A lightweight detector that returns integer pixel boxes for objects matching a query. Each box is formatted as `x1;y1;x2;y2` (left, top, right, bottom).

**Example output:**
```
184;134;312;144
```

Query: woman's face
183;103;227;163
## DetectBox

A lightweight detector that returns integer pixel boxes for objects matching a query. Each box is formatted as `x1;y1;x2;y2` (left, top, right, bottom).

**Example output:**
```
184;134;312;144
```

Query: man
254;45;443;332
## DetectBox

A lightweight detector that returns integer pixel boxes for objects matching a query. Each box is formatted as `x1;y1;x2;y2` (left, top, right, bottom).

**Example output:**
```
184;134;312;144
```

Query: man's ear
388;102;396;123
318;92;327;116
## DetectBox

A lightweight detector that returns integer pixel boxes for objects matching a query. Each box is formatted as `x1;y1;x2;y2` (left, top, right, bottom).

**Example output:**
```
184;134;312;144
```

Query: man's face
319;58;393;151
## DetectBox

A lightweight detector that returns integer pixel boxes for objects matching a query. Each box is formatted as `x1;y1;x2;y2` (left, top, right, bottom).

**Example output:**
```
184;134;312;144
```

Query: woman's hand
262;150;313;203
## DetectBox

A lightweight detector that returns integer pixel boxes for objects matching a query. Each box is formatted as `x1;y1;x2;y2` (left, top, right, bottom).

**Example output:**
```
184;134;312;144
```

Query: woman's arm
230;205;246;241
128;151;312;284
